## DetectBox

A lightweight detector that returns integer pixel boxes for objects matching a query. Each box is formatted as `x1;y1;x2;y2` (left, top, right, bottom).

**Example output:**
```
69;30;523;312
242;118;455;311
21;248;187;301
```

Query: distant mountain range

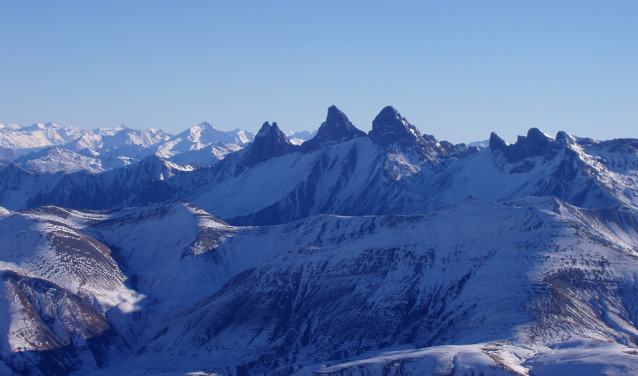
0;121;261;174
1;106;638;375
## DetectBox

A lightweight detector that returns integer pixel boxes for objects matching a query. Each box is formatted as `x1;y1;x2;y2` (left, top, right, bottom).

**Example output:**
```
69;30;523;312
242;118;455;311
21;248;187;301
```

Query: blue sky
2;1;637;143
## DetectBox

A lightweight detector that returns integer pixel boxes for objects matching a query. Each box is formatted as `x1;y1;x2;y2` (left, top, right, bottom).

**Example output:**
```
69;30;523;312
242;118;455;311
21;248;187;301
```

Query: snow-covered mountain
185;107;638;226
0;122;84;156
0;122;254;173
66;125;171;157
155;122;253;166
287;130;317;145
2;106;638;375
0;205;140;374
7;124;172;174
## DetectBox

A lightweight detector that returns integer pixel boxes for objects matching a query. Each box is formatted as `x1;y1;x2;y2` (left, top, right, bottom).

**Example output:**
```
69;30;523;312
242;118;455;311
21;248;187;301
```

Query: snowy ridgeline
0;121;326;174
1;198;638;375
0;122;259;173
1;106;637;229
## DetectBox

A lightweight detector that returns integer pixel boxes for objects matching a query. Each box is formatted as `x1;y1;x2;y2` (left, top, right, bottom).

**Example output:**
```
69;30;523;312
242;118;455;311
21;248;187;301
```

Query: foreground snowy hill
1;198;638;375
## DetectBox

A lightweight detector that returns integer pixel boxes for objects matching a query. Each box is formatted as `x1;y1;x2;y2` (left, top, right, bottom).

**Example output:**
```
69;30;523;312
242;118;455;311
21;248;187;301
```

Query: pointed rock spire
489;132;508;150
368;106;423;147
302;106;366;152
525;128;552;156
243;122;293;167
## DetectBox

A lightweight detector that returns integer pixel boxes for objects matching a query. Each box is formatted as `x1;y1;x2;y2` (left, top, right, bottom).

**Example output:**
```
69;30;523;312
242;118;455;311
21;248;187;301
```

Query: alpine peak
488;132;508;150
197;121;215;129
525;128;552;155
555;130;575;146
369;106;423;148
302;105;366;151
244;121;292;167
255;121;274;137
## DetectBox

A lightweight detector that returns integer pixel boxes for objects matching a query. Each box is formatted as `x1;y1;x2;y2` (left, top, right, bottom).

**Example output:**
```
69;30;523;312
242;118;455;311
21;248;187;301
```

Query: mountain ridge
1;106;637;228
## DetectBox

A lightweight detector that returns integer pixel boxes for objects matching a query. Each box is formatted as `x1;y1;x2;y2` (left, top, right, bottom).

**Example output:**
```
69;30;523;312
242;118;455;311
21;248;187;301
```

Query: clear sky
2;1;637;144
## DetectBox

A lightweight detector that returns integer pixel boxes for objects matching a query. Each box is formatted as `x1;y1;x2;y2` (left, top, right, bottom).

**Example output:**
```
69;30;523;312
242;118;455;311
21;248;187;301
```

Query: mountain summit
369;106;422;147
302;105;366;151
243;121;293;167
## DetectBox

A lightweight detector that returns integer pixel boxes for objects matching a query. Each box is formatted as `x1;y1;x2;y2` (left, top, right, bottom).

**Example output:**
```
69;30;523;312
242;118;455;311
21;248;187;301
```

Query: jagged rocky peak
525;128;553;155
489;132;508;150
491;128;576;163
321;105;366;140
244;121;293;167
369;106;423;147
555;130;576;146
367;106;476;161
255;121;288;142
255;121;272;137
302;105;366;151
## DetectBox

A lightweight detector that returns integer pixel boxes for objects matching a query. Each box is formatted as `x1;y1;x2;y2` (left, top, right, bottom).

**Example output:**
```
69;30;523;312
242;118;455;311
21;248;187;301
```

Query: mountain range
1;106;638;375
0;121;257;174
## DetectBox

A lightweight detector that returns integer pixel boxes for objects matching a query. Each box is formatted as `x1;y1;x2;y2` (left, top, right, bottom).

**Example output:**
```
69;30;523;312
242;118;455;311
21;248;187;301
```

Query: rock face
1;271;119;375
489;131;508;151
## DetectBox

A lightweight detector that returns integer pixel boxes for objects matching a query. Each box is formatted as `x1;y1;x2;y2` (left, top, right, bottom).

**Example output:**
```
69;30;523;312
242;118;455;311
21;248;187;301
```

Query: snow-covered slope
2;197;638;375
127;197;638;375
0;205;140;374
0;155;197;211
164;142;244;167
13;147;106;174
